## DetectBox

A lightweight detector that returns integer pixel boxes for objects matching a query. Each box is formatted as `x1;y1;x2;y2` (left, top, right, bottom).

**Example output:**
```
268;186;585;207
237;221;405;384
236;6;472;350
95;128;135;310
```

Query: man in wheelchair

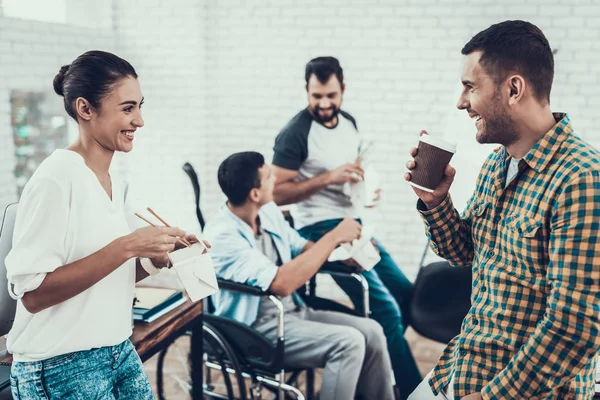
204;151;394;400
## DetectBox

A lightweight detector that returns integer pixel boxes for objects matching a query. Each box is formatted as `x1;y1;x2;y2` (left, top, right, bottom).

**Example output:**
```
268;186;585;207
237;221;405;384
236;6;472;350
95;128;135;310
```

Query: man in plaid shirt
406;20;600;400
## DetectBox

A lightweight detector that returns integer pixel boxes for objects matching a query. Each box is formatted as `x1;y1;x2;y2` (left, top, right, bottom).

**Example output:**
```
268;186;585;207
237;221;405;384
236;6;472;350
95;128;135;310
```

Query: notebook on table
133;287;186;323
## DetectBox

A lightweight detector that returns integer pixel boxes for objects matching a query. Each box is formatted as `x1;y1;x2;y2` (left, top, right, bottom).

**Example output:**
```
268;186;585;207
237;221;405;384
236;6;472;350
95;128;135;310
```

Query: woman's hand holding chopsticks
124;226;187;264
174;234;212;254
133;208;211;265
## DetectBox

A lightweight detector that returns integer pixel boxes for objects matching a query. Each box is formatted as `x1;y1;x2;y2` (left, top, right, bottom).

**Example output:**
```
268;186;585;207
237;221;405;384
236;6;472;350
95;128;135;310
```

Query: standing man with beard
406;20;600;400
271;56;421;399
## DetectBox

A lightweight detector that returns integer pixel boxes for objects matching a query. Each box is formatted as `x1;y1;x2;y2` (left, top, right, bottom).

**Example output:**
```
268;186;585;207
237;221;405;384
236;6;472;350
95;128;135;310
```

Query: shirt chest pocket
505;214;541;238
501;213;545;276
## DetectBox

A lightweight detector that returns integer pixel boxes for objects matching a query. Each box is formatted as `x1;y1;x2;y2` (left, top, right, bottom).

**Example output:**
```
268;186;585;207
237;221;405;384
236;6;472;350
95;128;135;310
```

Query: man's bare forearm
273;172;331;205
269;234;339;296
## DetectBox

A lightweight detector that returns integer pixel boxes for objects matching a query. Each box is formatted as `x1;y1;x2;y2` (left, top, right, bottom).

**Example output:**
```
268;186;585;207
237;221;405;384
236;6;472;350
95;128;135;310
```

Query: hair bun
53;65;70;96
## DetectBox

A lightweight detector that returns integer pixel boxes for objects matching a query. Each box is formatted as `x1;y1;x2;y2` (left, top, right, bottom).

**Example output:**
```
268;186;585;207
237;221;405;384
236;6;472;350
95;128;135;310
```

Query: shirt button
460;350;467;356
488;250;495;257
473;318;479;325
481;286;487;293
493;216;501;223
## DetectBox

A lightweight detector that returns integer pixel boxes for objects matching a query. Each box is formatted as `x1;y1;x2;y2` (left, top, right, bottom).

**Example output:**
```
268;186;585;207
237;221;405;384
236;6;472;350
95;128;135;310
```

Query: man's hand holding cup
404;130;457;210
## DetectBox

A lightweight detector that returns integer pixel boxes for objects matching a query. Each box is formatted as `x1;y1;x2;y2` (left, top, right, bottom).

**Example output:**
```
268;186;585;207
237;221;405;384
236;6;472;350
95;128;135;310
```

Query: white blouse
5;150;137;362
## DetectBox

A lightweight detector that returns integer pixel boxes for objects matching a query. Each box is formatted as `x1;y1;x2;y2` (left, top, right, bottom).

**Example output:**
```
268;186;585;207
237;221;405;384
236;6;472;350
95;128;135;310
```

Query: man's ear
248;188;260;203
507;75;525;106
341;83;346;94
75;97;94;121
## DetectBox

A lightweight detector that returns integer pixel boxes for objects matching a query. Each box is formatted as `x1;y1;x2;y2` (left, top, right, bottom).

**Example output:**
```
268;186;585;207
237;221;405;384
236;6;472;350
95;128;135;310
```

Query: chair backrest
0;203;18;337
182;162;206;231
410;260;472;344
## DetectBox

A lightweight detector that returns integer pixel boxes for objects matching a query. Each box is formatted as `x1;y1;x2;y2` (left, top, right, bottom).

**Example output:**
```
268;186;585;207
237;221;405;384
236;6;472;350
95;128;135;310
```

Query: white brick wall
1;0;599;295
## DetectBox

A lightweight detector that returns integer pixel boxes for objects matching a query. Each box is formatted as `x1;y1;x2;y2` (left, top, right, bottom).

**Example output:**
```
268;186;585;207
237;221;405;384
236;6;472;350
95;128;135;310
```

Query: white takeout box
168;242;219;302
351;166;381;208
327;225;381;271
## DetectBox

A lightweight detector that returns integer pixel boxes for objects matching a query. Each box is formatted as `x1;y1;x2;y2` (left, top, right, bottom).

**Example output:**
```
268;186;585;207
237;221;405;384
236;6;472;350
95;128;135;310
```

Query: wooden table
0;299;204;399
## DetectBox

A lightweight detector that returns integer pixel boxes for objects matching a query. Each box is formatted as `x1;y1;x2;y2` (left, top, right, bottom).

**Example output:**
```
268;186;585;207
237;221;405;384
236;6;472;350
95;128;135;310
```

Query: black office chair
409;245;472;344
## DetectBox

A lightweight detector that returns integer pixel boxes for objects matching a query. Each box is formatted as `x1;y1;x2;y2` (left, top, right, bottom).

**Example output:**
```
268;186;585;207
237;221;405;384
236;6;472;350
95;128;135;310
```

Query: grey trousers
252;308;395;400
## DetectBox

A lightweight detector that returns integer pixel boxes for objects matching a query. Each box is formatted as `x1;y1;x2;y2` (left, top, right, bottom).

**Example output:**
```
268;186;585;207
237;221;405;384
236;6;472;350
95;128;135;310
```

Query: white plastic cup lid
419;134;457;153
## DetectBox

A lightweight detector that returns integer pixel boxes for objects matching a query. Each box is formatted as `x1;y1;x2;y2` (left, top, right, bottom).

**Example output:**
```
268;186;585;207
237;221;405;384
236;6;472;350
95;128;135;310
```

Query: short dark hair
218;152;265;206
461;20;554;102
305;56;344;86
53;50;138;121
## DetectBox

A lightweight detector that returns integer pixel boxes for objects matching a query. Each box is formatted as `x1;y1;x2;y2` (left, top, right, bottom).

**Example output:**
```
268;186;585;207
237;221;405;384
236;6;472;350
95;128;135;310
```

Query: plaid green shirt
419;113;600;399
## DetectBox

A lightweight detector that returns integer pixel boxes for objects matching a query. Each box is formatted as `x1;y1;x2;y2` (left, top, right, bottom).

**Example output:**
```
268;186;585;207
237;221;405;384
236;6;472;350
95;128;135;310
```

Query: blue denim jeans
299;218;422;400
10;339;153;399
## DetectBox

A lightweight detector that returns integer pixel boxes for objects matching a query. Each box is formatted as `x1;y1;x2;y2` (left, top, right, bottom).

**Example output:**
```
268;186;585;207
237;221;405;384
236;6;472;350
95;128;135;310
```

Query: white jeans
408;371;454;400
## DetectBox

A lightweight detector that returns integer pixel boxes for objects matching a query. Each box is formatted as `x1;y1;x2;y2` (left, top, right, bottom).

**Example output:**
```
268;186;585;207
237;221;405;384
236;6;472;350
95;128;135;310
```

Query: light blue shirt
204;201;308;326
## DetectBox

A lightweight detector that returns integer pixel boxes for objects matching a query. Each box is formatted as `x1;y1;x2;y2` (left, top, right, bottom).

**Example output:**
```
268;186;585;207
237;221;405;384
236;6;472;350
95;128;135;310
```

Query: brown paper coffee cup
408;134;456;192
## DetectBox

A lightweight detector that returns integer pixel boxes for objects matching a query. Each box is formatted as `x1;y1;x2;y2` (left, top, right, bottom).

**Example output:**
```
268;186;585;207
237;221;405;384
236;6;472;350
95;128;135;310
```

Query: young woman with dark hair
5;50;196;399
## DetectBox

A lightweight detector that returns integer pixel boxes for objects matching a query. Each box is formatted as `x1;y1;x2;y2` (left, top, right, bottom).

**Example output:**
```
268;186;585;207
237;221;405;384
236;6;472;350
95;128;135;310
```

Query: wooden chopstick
146;207;172;228
357;141;373;162
134;212;191;248
146;207;192;247
134;212;156;227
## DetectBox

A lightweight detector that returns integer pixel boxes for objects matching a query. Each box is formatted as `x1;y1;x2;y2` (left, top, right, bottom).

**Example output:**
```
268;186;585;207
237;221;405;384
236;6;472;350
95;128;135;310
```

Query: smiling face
306;73;344;127
84;76;144;153
456;51;518;147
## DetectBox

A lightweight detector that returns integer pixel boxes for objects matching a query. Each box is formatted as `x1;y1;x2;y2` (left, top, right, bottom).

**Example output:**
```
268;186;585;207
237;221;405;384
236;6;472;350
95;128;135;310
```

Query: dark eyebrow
312;92;337;97
462;80;474;86
119;97;145;106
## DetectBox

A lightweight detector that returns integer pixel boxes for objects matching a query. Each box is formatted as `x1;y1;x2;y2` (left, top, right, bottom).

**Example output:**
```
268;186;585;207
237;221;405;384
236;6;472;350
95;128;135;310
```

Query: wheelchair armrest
217;278;269;296
323;271;361;282
313;263;370;317
319;262;360;275
217;278;285;338
319;263;363;283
